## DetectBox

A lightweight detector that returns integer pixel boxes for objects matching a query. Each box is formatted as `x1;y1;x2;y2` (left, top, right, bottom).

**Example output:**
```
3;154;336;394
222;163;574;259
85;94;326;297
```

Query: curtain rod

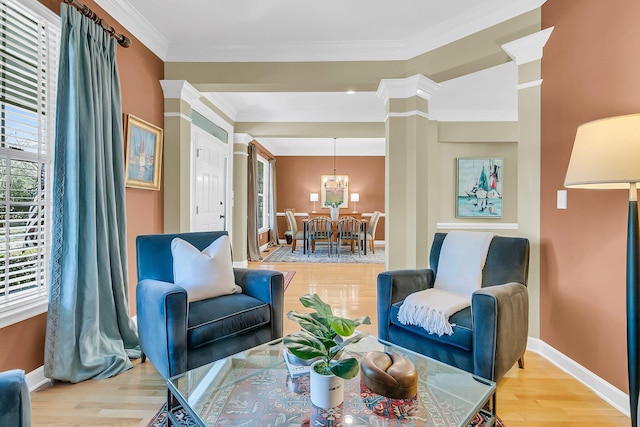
62;0;131;48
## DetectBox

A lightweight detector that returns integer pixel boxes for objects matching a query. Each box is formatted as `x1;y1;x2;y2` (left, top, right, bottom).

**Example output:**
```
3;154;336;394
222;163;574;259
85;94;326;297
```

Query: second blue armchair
136;231;283;378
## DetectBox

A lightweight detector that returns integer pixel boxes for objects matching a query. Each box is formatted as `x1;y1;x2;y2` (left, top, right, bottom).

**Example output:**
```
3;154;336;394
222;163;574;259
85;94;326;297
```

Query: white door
192;127;227;231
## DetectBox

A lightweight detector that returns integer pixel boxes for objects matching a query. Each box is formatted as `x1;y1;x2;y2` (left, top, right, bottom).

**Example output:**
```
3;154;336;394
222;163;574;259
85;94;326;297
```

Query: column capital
234;133;254;146
377;74;440;105
501;27;554;65
159;80;201;105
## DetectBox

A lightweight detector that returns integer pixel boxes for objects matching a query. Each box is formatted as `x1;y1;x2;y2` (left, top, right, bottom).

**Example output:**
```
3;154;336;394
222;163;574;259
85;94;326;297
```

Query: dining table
302;215;368;256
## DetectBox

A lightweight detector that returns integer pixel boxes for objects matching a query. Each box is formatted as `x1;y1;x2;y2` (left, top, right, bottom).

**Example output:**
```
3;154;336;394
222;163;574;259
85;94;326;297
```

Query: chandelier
323;138;347;207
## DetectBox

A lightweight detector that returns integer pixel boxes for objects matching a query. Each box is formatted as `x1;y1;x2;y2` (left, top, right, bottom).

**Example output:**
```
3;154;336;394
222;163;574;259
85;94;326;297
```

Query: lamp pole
628;183;640;427
564;114;640;426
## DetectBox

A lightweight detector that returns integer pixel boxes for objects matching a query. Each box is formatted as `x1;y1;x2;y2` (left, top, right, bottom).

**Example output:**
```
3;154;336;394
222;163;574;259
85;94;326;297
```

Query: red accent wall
541;0;640;392
275;156;385;239
0;0;164;373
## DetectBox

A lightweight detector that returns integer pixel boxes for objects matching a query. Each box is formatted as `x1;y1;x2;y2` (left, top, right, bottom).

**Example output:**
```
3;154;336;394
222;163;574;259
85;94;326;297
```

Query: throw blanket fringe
397;288;470;336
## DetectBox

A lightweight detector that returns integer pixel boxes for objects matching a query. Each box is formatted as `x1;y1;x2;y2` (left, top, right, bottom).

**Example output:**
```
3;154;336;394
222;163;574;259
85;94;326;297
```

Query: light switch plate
557;190;567;209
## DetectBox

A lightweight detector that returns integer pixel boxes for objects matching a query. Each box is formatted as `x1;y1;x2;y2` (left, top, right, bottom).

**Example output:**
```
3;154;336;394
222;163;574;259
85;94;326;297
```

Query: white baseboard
527;337;629;418
26;366;50;392
233;260;248;268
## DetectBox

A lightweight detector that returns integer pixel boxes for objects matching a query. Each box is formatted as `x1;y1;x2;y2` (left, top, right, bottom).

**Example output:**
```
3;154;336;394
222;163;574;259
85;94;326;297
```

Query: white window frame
0;0;59;328
256;156;270;233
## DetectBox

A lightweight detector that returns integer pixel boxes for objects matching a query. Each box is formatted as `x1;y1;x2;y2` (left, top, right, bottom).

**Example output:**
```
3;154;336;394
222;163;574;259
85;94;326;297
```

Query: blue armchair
136;231;284;378
378;233;529;381
0;369;31;427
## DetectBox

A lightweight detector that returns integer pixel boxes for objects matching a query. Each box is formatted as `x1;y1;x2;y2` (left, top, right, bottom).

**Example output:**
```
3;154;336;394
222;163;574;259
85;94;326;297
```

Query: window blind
0;0;58;319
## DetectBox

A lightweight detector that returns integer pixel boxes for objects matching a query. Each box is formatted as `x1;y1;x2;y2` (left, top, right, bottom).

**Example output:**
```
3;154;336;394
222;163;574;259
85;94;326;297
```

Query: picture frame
456;158;503;218
124;114;163;191
321;174;349;208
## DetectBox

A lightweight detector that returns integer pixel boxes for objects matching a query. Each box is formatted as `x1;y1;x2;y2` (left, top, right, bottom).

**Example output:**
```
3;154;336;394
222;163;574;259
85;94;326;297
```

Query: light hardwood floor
29;258;628;426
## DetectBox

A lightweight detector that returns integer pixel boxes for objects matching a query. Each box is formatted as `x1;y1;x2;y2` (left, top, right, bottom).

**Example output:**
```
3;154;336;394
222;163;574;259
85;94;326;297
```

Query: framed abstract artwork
321;174;349;208
456;157;503;218
124;114;163;191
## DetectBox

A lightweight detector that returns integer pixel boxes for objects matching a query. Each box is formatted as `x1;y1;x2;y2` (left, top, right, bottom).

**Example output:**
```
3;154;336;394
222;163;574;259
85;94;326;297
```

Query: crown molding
516;79;543;90
502;27;554;65
377;74;441;105
159;80;201;104
234;134;254;146
97;0;546;63
165;40;409;63
94;0;168;60
202;93;239;122
404;0;547;60
233;108;384;123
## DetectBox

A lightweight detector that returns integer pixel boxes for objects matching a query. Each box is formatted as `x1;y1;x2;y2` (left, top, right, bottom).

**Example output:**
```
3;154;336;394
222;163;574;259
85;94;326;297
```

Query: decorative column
159;80;200;232
501;27;554;339
377;75;440;270
232;133;252;267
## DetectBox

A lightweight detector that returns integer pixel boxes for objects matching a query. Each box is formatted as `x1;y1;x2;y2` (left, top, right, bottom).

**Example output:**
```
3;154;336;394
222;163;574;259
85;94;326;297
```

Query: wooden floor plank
28;256;628;426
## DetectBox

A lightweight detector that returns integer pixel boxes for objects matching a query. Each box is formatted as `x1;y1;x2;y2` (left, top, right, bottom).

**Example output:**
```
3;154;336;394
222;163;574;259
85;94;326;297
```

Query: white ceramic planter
330;207;339;220
310;360;344;408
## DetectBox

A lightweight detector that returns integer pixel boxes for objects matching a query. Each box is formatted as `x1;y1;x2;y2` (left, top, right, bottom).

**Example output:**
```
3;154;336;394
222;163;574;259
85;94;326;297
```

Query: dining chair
307;216;333;256
336;216;363;257
362;211;381;254
285;210;305;252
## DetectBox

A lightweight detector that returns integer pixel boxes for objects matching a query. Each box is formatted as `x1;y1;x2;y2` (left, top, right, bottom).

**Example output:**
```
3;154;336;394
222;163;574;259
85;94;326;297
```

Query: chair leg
141;352;146;363
291;240;296;252
518;355;525;369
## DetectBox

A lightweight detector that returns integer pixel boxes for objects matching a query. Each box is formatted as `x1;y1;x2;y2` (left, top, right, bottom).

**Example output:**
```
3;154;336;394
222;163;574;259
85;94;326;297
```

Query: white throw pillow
171;235;241;302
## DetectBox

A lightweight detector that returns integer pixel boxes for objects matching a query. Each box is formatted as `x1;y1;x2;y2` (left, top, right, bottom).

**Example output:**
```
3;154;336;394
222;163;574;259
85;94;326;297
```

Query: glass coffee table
167;334;496;426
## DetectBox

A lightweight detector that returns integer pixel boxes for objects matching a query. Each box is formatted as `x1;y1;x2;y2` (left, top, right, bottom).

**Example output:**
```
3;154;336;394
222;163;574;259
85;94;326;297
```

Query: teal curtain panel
44;4;140;383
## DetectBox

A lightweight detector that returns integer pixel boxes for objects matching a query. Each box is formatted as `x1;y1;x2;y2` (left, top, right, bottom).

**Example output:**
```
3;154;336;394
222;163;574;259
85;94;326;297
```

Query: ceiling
96;0;542;155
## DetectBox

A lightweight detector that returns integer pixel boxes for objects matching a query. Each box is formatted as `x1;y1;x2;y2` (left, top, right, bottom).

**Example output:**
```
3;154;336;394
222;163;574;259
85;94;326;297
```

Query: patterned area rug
282;270;295;291
147;403;504;426
262;245;384;264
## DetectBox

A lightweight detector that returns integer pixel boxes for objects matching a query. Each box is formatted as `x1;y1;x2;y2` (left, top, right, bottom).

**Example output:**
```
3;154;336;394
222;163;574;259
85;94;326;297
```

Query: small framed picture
456;158;503;218
124;114;163;191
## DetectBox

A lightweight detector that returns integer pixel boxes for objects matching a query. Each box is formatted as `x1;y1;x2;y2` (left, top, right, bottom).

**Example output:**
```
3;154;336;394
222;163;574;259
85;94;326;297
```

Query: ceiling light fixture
345;90;356;95
323;138;347;207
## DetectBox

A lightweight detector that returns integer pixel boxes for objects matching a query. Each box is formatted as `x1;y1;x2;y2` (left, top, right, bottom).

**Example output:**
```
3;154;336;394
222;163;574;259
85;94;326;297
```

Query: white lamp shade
310;193;319;202
565;113;640;189
350;193;360;202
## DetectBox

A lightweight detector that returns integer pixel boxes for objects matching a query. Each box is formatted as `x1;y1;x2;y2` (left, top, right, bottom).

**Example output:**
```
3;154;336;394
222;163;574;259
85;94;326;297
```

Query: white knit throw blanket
397;231;495;336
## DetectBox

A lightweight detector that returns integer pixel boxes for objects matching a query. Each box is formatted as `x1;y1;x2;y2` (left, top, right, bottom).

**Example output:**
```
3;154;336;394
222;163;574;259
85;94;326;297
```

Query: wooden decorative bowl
360;351;418;399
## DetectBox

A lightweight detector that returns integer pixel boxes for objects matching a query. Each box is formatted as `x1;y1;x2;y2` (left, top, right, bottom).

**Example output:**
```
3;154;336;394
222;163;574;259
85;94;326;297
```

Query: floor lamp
564;113;640;427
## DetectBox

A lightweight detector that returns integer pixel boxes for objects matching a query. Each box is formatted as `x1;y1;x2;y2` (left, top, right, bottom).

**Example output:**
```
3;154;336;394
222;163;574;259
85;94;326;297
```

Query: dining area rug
261;245;384;264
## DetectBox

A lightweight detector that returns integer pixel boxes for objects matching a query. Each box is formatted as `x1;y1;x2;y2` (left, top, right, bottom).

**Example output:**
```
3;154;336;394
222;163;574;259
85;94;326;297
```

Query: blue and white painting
127;125;157;183
457;158;503;218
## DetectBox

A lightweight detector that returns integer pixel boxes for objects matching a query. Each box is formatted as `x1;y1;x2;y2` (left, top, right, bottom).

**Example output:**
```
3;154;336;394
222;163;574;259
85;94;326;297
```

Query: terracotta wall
0;0;164;374
541;0;640;392
275;156;385;239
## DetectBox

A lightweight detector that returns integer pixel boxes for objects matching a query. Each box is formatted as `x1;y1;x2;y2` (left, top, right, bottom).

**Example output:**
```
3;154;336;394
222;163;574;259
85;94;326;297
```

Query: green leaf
353;316;371;327
328;316;355;336
286;311;331;337
329;332;366;357
330;358;360;379
299;293;333;317
284;334;327;360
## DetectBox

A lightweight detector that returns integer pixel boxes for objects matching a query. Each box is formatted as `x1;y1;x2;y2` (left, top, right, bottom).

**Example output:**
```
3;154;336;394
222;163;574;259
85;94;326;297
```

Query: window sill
0;297;48;329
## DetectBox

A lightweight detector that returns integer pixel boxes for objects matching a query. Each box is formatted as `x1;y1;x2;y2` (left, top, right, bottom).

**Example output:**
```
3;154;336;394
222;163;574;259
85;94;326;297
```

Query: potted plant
324;201;341;220
284;293;371;408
